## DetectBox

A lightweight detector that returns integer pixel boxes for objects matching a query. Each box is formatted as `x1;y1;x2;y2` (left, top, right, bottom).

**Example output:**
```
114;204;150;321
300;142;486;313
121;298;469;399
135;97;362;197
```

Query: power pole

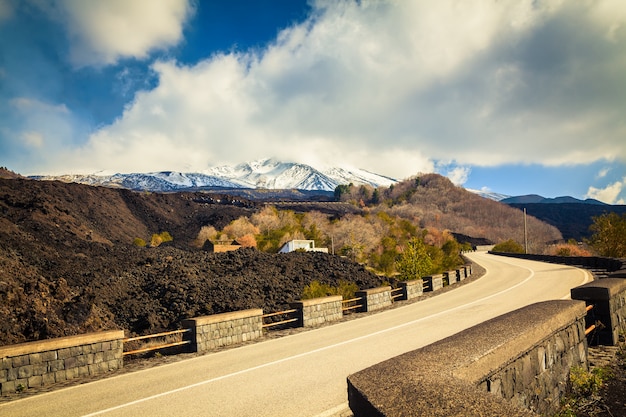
524;208;528;254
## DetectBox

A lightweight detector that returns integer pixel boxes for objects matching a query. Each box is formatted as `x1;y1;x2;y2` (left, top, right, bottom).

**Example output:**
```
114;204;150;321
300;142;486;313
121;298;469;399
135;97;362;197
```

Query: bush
492;239;525;254
301;280;359;300
150;231;173;247
133;237;146;247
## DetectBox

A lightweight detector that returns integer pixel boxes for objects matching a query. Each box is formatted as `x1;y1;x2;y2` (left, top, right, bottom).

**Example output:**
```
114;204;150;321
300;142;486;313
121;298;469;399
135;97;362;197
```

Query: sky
1;0;625;203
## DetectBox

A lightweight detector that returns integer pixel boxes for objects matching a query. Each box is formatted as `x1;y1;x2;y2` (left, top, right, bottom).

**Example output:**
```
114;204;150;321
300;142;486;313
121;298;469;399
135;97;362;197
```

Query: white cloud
0;0;13;22
59;0;626;179
445;166;471;186
10;97;69;114
59;0;193;67
22;131;44;148
585;178;626;204
597;167;610;179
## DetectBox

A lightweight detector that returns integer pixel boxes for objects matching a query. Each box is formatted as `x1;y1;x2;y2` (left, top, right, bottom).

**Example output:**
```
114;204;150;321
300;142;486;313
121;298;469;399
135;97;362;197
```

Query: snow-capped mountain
30;158;399;192
466;188;511;201
204;159;339;190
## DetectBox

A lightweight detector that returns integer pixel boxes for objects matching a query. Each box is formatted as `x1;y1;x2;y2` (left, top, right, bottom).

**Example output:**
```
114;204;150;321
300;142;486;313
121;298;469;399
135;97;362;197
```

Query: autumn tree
250;206;280;236
587;212;626;257
223;217;260;240
193;225;218;247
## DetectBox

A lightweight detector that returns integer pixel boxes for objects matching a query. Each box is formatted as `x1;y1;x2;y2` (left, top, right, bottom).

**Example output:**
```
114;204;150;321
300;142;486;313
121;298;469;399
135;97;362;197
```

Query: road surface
0;252;591;417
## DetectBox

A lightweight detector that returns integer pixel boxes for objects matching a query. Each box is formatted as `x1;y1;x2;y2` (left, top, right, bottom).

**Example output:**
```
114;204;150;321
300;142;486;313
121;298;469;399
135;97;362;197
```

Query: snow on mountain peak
29;159;399;193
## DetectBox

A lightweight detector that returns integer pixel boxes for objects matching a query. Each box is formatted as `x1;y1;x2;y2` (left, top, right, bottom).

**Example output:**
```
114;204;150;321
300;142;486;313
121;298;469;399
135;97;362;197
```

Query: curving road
1;252;591;417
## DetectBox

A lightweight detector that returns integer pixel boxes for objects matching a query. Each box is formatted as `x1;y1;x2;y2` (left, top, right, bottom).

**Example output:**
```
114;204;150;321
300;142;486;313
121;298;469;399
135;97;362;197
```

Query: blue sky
1;0;625;203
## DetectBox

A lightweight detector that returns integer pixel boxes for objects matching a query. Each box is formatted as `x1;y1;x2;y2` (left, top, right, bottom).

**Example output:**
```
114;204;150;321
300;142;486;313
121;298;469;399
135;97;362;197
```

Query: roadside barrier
123;329;191;356
262;309;299;329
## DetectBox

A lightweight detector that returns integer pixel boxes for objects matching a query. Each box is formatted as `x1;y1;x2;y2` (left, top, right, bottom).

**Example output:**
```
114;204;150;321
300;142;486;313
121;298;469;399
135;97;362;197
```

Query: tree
223;217;260;240
334;183;352;201
396;237;434;281
587;212;626;257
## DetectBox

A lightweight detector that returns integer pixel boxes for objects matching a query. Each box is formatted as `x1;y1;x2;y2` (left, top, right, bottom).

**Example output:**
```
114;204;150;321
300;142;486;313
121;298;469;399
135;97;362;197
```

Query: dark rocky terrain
0;177;382;346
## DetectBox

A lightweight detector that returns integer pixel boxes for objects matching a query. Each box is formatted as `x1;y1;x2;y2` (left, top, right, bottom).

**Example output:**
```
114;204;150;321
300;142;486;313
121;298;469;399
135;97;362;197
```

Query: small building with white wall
278;239;328;254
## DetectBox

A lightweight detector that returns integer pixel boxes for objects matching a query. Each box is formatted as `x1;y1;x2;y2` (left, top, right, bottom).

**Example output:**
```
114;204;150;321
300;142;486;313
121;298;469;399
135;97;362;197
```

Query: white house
278;239;328;254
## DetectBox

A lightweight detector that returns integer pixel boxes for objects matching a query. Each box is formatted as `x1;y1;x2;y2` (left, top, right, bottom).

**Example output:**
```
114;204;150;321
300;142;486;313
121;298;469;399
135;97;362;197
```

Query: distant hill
501;194;606;205
506;202;626;241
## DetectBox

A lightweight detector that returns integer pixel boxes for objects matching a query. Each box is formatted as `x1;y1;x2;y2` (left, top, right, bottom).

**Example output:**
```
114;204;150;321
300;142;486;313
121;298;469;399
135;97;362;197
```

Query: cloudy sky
1;0;625;203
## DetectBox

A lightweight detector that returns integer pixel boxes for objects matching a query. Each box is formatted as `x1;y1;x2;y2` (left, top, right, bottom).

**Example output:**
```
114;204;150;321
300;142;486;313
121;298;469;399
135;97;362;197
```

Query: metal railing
123;328;191;356
342;297;363;313
584;304;602;336
390;287;404;300
262;309;298;329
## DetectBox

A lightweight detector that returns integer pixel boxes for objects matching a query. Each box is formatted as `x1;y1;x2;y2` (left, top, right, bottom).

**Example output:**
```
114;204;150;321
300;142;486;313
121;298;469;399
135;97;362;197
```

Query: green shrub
301;280;359;300
133;237;146;247
150;231;173;247
492;239;525;254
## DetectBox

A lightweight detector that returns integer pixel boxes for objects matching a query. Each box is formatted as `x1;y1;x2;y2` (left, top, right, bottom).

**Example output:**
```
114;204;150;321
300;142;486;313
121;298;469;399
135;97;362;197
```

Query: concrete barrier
290;296;343;327
0;330;124;396
347;300;588;417
182;309;263;352
356;286;392;312
571;278;626;345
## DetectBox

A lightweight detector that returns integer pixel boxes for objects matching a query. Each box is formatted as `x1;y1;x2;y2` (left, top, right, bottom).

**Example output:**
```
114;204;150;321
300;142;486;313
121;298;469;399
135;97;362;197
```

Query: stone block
12;355;29;367
32;363;47;376
1;380;17;395
58;348;72;360
41;372;55;385
41;350;57;362
27;375;43;387
28;353;43;365
17;365;33;379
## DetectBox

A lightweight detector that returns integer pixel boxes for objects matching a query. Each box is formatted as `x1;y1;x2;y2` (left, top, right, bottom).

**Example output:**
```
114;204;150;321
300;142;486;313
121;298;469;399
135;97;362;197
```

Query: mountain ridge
30;158;398;193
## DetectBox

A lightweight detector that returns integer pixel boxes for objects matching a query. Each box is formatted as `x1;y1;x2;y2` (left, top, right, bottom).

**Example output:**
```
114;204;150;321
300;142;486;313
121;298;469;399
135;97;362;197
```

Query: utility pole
524;208;528;254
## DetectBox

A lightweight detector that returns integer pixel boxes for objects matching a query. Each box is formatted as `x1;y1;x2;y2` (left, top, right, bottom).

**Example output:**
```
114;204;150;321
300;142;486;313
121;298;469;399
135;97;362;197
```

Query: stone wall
348;300;587;417
444;270;458;286
356;286;392;312
182;309;263;352
0;330;124;396
490;252;625;276
423;274;444;292
571;278;626;345
290;296;343;327
398;279;424;301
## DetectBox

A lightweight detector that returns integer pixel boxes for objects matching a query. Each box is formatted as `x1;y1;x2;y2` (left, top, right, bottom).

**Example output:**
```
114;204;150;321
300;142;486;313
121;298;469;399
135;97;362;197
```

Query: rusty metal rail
262;309;298;329
584;304;600;336
123;328;191;356
390;287;403;300
342;297;363;312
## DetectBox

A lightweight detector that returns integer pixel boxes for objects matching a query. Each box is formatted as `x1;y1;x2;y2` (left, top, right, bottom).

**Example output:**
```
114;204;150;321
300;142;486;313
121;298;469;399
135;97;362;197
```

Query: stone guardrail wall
182;309;263;352
291;296;343;327
0;264;473;396
356;286;393;312
423;273;444;292
490;252;626;277
398;279;424;300
444;270;458;285
0;330;124;396
347;300;588;417
571;278;626;345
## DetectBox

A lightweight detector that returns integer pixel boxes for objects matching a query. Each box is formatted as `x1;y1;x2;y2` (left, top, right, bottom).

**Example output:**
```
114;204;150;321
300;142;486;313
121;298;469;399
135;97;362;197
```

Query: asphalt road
0;252;591;417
